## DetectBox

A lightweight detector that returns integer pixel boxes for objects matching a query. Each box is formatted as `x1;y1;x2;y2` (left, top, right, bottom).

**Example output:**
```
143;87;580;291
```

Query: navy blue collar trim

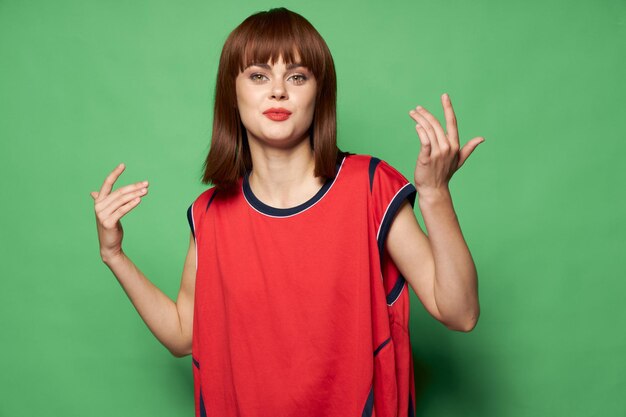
242;157;345;218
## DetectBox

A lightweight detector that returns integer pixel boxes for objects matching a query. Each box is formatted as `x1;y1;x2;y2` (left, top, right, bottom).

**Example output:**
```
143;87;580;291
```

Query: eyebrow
245;63;306;70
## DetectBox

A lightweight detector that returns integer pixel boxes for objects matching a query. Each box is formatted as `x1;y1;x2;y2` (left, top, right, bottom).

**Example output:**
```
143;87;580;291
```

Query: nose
270;78;288;100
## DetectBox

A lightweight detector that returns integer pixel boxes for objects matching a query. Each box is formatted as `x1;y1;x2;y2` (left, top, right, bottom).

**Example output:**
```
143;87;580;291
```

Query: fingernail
416;105;423;111
142;181;149;186
443;93;449;100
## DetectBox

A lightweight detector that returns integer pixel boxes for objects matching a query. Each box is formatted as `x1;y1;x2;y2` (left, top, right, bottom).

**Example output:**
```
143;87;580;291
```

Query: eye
289;74;308;85
249;73;268;82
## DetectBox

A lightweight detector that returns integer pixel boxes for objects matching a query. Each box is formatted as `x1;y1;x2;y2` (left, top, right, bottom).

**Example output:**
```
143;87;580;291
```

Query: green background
1;0;624;416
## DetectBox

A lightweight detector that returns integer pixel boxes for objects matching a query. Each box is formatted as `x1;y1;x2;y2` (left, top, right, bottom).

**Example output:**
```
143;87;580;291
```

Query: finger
441;93;459;147
409;108;439;154
415;105;450;152
408;110;432;159
414;123;432;161
106;196;143;226
457;137;485;170
97;163;125;201
100;186;148;219
90;191;99;200
96;180;149;213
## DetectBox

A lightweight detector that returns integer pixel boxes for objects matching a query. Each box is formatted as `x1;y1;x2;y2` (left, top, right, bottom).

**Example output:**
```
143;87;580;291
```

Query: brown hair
201;7;350;190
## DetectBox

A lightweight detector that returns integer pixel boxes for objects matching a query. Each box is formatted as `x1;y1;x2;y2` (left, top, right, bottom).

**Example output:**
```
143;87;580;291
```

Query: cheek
298;88;317;114
235;80;254;110
296;98;316;133
235;88;259;125
235;89;249;111
237;104;256;132
304;94;317;122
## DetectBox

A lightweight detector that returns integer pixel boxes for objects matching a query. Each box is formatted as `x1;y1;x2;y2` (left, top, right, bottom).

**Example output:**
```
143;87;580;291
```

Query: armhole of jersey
187;200;199;273
371;158;417;255
187;202;196;240
377;183;417;253
187;188;218;240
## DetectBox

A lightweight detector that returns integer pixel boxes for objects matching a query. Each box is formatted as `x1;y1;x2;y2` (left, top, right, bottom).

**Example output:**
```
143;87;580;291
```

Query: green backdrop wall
1;0;624;416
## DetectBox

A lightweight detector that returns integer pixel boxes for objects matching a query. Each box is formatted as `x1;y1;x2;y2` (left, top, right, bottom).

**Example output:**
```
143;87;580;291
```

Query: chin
262;133;308;149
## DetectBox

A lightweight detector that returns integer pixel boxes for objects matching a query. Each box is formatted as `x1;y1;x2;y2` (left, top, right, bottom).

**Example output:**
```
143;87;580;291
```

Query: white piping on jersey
242;156;347;219
387;280;405;307
375;182;412;306
376;182;413;242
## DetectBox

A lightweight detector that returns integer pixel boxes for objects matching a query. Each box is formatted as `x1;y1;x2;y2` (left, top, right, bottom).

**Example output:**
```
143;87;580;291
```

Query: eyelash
249;73;308;85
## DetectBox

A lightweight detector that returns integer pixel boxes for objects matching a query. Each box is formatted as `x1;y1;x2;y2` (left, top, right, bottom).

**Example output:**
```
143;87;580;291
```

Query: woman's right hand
90;163;149;263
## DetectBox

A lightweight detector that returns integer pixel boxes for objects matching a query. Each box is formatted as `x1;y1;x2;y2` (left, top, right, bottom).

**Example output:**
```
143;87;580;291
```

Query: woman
91;7;482;417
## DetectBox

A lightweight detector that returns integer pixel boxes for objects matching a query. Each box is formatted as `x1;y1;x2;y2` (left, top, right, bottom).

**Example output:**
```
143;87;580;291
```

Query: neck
247;136;324;208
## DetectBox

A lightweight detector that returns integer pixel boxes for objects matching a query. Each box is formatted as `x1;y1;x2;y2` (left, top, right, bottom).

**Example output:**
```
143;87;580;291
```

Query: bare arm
387;199;478;332
386;93;483;332
102;234;196;357
91;163;195;357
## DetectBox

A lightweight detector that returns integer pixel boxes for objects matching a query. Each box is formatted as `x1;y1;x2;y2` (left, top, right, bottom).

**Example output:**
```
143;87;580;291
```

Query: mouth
263;108;292;121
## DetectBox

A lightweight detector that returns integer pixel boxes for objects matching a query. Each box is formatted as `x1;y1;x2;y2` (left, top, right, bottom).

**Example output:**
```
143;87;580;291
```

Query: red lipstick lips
263;108;292;121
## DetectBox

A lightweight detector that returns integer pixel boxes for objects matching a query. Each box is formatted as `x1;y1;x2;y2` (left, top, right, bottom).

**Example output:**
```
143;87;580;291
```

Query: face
235;55;317;149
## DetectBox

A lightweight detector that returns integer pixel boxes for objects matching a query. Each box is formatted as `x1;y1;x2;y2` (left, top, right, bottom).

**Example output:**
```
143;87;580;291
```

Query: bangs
240;37;304;72
231;9;326;79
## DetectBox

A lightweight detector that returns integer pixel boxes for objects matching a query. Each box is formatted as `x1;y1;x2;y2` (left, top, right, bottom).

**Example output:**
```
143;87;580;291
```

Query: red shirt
187;154;417;417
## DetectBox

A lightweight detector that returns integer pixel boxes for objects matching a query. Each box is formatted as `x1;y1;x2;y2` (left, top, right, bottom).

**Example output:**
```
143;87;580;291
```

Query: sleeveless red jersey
187;154;417;417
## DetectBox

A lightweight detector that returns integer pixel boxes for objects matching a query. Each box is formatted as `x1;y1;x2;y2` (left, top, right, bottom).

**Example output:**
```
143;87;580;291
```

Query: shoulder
341;153;409;191
340;152;379;176
187;186;223;223
186;186;221;238
188;186;219;210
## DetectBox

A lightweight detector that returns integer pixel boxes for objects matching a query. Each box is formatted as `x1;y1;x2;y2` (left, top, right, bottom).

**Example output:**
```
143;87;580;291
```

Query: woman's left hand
408;93;484;194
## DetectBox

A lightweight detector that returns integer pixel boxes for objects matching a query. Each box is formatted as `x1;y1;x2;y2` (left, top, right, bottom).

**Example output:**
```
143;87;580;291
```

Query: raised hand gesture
408;93;484;194
90;164;149;262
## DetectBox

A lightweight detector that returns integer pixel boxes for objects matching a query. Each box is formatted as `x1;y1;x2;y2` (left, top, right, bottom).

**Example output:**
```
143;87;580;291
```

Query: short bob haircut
202;7;351;190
